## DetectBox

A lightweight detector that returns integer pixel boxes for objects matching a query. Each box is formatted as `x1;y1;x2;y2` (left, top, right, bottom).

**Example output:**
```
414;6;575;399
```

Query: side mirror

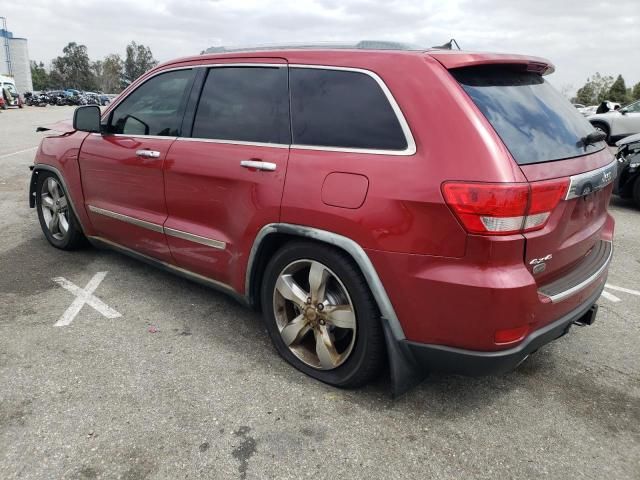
620;109;627;115
73;105;101;133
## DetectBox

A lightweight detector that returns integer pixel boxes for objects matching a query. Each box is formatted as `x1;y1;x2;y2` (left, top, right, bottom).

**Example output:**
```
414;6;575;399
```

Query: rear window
451;66;605;165
290;68;407;151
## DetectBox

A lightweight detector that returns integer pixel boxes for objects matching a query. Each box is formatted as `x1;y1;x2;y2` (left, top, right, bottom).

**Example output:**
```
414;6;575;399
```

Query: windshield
451;66;605;165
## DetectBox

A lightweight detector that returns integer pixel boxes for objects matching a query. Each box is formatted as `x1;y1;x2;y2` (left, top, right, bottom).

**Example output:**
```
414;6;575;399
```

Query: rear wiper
579;131;606;148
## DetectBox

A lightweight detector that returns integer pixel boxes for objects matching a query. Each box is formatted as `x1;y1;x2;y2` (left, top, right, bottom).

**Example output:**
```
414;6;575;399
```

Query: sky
3;0;640;94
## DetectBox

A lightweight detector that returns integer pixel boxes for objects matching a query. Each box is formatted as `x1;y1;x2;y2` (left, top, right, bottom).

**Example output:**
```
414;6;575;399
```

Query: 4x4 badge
530;254;552;274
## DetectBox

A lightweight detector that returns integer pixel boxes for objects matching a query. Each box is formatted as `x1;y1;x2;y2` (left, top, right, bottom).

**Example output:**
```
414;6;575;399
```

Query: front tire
261;241;385;388
35;172;86;250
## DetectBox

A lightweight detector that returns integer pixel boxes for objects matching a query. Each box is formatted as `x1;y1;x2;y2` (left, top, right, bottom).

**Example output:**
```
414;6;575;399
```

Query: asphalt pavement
1;106;639;479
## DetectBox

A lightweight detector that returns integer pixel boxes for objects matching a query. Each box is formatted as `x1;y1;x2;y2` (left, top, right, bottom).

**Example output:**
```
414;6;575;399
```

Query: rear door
163;60;290;289
451;65;615;283
80;68;195;261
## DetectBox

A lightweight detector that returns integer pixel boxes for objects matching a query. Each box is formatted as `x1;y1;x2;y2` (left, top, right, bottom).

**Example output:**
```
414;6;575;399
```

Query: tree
632;82;640;101
575;72;614;105
49;42;97;90
30;61;49;91
124;41;157;83
608;74;629;103
98;54;125;93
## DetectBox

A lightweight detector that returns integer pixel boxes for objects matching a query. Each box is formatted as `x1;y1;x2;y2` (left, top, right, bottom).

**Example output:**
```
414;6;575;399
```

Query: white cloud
4;0;640;93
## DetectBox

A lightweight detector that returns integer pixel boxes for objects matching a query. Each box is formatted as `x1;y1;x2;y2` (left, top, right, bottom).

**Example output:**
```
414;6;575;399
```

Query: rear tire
35;171;87;250
261;241;385;388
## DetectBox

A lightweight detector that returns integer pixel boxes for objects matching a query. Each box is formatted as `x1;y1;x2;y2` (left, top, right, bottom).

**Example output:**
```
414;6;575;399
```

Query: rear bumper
403;283;603;376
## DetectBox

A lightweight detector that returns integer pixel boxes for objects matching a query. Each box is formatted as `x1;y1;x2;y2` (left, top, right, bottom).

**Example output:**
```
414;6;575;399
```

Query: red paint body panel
79;134;174;261
34;130;95;236
163;141;288;291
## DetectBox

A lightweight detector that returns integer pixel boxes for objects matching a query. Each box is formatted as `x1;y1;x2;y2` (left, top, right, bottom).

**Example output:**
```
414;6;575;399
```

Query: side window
290;68;407;151
626;101;640;113
191;66;290;144
108;69;194;136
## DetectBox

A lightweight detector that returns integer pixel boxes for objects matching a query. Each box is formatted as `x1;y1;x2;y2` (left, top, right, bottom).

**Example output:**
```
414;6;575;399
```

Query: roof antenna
432;38;461;50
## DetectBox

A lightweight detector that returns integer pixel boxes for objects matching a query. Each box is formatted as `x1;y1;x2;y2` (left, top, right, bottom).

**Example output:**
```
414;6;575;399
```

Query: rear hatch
443;59;615;285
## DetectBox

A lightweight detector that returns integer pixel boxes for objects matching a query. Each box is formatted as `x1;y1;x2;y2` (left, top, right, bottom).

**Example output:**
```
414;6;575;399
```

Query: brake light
442;179;568;235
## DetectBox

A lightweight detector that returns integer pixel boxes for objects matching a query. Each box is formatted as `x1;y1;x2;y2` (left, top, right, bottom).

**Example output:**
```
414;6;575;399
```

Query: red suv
29;43;615;394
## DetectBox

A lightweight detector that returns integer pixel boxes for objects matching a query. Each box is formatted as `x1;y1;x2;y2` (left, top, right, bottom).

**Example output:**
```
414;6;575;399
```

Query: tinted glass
109;69;193;136
192;67;290;144
290;68;407;151
452;66;604;165
624;100;640;113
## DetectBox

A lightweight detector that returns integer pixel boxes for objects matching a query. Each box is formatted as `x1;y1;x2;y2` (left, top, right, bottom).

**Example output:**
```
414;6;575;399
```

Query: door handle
240;160;277;172
136;149;161;158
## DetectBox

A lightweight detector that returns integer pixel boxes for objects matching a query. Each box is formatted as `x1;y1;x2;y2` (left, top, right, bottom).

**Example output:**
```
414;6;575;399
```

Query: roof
154;43;555;76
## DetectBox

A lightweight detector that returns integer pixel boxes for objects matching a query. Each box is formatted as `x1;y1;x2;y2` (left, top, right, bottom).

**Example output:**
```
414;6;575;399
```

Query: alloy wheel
40;177;70;241
273;259;357;370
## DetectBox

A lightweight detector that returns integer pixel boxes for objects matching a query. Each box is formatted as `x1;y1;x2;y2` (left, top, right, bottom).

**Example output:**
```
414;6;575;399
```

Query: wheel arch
29;164;87;234
245;223;425;395
589;119;611;134
246;224;404;337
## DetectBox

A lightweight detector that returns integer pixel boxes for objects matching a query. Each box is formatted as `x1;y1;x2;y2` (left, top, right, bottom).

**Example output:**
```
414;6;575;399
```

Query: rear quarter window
451;66;605;165
290;68;408;151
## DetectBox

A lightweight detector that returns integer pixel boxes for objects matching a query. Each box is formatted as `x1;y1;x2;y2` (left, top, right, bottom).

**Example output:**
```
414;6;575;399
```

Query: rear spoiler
427;51;555;75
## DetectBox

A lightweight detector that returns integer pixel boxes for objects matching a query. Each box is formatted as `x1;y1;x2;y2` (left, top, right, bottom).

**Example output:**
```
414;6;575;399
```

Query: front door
79;68;196;261
163;61;290;291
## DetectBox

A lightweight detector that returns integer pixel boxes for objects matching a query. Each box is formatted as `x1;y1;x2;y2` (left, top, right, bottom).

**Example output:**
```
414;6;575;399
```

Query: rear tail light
442;179;568;235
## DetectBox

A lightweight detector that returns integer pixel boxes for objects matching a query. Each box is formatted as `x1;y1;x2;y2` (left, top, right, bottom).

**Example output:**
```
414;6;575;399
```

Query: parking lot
1;106;639;479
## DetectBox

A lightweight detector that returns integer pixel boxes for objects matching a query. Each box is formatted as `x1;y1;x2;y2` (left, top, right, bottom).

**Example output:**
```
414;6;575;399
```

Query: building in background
1;17;33;93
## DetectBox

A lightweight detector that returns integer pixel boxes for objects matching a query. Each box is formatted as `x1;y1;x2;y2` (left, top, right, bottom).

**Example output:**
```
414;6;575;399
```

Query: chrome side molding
87;205;226;250
565;159;617;200
164;227;226;250
88;205;164;233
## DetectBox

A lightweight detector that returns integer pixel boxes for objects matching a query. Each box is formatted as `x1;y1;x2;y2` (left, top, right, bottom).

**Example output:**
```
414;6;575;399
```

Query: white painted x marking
52;272;121;326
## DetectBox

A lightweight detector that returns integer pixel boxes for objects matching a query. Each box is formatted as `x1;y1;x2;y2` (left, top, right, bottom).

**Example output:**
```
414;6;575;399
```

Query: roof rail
202;40;427;54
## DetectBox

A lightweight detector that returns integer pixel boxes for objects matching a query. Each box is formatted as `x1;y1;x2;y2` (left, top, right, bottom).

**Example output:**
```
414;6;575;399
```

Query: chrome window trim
246;223;406;341
90;133;178;141
539;241;613;303
565;159;618;200
165;227;226;250
102;63;286;118
103;62;416;156
288;64;417;156
88;205;164;233
176;137;289;149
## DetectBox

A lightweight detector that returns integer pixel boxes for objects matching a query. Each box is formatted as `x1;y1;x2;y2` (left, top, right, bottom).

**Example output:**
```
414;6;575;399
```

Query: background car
588;99;640;143
0;74;24;109
614;132;640;208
